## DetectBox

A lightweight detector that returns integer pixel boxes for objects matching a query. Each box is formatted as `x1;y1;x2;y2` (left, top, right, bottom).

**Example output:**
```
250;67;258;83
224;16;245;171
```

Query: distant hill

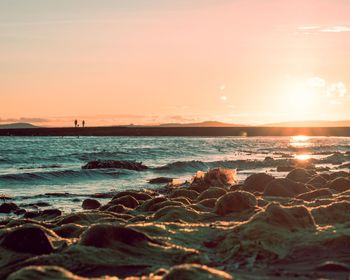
264;120;350;127
0;123;39;129
158;121;247;127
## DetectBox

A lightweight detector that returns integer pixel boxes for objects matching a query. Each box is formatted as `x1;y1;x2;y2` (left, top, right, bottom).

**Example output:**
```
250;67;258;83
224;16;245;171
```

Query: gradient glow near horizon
1;0;350;126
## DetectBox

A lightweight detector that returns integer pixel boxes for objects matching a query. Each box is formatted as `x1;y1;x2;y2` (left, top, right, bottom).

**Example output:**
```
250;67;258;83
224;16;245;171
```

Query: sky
1;0;350;126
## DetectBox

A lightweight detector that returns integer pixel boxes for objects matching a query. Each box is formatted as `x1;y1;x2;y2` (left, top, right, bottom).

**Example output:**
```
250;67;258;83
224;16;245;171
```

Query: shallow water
0;136;349;212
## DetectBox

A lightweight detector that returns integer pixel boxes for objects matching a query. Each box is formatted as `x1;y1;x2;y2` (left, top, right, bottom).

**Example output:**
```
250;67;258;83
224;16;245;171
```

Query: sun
283;80;316;120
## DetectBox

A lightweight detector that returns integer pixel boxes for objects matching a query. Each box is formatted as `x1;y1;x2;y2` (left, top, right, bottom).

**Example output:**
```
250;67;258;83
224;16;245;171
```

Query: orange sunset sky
1;0;350;127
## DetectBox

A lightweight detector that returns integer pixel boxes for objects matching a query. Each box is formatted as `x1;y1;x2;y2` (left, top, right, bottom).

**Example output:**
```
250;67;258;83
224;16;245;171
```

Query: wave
0;169;129;184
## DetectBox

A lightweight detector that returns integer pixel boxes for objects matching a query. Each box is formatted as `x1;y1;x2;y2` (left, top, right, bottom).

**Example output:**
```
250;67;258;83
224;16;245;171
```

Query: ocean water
0;136;349;212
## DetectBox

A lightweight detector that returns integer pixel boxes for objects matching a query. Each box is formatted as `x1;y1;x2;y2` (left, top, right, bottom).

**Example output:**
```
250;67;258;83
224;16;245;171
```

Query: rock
306;175;328;188
112;191;152;201
286;168;315;183
171;197;191;205
197;187;226;201
276;166;295;172
109;195;140;209
149;201;185;212
162;264;233;280
264;178;309;198
8;266;88;280
82;160;148;171
197;198;217;208
105;204;130;213
0;202;19;214
253;203;316;231
170;189;199;201
14;209;26;215
56;211;119;226
214;191;257;215
327;177;350;192
80;224;154;248
297;189;333;201
81;198;101;210
138;197;168;212
53;223;86;239
148;177;174;184
153;206;201;222
0;224;55;254
316;261;350;272
24;209;62;220
311;201;350;225
243;173;275;193
329;171;350;180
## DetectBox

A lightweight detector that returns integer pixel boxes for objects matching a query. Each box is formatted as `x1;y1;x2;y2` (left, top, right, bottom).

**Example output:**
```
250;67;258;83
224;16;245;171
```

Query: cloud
326;82;347;98
305;77;348;105
298;26;320;30
321;26;350;33
298;25;350;33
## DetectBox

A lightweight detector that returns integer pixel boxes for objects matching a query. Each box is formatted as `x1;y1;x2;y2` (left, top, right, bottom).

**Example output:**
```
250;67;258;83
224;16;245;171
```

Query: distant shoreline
0;126;350;136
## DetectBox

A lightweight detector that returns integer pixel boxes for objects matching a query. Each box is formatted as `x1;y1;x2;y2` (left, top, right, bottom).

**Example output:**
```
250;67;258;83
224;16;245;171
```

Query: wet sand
1;167;350;279
1;126;350;136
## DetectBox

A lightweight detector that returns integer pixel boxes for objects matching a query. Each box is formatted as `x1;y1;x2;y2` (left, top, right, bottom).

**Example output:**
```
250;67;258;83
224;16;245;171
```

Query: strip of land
0;126;350;136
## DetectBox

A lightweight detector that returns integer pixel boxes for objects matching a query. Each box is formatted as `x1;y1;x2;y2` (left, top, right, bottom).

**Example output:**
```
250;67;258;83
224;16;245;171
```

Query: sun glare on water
291;135;310;142
295;154;312;161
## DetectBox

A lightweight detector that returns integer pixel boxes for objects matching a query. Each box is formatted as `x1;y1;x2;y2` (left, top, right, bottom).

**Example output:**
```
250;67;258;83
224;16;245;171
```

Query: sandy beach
1;163;350;279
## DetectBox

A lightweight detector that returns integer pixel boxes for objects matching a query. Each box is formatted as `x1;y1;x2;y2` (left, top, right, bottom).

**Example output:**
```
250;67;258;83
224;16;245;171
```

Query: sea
0;136;349;213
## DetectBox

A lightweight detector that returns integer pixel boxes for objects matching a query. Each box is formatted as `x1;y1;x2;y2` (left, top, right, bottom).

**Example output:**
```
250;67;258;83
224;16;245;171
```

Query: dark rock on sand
311;201;350;225
153;206;202;222
112;190;152;201
255;203;316;231
0;225;54;254
306;175;328;188
264;178;310;197
296;188;333;201
0;202;19;214
82;198;101;210
148;177;174;184
197;198;217;208
80;224;155;247
316;261;350;272
170;189;199;201
215;191;257;215
138;197;168;212
7;266;88;280
161;263;233;279
286;168;315;183
197;187;227;201
327;177;350;192
24;209;62;220
53;223;86;239
82;160;148;171
276;165;295;172
243;173;274;193
108;195;140;209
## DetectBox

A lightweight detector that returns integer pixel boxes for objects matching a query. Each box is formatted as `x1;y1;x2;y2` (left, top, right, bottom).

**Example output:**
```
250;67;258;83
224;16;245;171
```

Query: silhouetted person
74;119;78;128
82;120;85;128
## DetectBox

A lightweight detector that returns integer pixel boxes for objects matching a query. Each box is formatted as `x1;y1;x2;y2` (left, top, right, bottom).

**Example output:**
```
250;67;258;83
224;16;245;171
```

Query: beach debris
191;168;237;189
